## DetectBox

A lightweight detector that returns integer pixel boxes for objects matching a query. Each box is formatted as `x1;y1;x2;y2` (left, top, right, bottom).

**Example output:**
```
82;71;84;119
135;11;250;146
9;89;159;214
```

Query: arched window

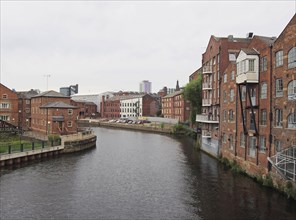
288;47;296;69
287;80;296;100
287;113;296;129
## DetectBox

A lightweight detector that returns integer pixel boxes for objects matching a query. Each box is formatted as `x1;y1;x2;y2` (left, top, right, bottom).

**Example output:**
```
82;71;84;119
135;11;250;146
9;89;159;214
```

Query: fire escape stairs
267;147;296;182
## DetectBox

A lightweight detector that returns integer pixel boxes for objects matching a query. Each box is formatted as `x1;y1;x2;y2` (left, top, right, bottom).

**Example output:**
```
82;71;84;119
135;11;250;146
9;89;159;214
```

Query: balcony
202;99;212;106
203;65;212;74
202;82;212;90
196;114;219;123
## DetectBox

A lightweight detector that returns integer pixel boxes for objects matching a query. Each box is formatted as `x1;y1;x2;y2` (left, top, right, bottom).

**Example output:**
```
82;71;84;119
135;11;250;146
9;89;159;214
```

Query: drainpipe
257;55;261;166
218;46;222;157
235;83;238;156
268;44;273;171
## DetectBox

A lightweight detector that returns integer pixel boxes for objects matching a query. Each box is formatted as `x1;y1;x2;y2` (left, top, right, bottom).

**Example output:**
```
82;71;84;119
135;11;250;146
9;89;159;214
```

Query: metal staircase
268;147;296;181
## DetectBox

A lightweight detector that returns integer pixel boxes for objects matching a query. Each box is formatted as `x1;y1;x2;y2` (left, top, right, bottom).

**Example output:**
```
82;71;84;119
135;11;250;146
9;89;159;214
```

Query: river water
0;127;295;220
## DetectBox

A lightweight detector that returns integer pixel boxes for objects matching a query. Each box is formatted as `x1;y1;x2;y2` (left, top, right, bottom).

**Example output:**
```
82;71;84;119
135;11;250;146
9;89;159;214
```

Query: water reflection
0;127;295;220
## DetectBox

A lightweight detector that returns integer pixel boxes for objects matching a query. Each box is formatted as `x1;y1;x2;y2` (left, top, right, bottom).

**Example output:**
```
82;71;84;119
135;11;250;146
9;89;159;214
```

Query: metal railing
202;99;212;106
202;82;212;89
203;65;212;74
0;140;61;155
268;147;296;182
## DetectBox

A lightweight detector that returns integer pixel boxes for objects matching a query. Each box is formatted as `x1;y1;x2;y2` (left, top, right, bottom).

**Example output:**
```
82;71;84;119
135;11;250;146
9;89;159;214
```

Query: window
249;59;255;71
260;83;267;99
224;73;227;83
0;115;10;121
275;50;283;67
26;100;30;104
0;103;10;109
241;86;246;101
229;110;234;122
68;109;73;115
2;94;8;99
230;89;234;102
261;56;267;71
223;91;227;103
231;71;235;80
240;132;245;148
260;109;267;125
67;121;73;127
287;80;296;100
287;113;296;129
26;108;30;113
222;133;227;143
288;47;296;68
249;137;256;158
223;110;227;122
275;78;283;97
275;109;283;127
229;134;234;150
229;53;236;61
259;136;266;153
274;140;282;152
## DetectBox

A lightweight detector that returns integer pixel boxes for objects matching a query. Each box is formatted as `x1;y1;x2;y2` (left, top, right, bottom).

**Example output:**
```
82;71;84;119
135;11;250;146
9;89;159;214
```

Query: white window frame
67;121;73;127
260;83;267;99
275;78;283;97
288;47;296;69
68;109;73;115
275;50;283;67
287;113;296;129
287;80;296;100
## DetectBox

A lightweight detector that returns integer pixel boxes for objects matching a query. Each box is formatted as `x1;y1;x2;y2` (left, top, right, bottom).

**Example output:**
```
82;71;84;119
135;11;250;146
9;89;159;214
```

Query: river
0;127;295;219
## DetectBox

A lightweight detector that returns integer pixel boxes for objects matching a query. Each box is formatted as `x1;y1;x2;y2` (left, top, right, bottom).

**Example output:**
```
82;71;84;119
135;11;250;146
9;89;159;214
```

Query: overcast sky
1;1;295;94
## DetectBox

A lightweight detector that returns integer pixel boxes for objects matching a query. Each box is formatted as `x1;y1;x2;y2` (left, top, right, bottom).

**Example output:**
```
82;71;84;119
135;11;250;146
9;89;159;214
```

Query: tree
183;74;202;126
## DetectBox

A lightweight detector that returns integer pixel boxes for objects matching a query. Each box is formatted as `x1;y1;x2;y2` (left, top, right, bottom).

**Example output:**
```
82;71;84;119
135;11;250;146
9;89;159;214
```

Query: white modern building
71;92;114;114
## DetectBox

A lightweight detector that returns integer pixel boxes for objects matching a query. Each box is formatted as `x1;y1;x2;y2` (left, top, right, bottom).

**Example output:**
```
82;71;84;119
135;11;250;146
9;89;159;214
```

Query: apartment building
162;90;190;123
270;14;296;180
31;90;78;135
201;14;296;180
220;35;276;175
196;35;251;156
101;93;157;119
17;89;39;130
0;83;19;127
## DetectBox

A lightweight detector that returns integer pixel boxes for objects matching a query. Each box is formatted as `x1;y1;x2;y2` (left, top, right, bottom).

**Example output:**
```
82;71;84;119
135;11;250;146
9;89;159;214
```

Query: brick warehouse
198;14;296;180
196;34;251;157
31;90;79;135
0;83;19;127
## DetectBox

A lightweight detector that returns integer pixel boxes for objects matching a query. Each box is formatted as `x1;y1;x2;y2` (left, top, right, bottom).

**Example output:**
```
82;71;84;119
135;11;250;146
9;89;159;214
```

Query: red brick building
0;83;19;127
196;35;251;156
203;14;296;180
70;100;97;119
100;95;121;119
17;89;39;130
31;90;78;135
162;90;190;123
101;93;158;119
271;14;296;175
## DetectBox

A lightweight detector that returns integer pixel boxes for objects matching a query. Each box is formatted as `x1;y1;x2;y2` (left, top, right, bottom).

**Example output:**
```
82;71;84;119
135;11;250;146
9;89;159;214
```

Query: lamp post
47;121;51;135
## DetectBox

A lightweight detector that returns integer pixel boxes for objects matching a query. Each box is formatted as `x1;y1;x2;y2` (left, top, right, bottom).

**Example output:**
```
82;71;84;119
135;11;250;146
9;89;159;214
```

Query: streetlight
47;121;51;135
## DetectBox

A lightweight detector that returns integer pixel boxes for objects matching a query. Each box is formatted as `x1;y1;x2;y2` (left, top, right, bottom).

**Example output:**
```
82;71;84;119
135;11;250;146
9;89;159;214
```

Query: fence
0;139;61;155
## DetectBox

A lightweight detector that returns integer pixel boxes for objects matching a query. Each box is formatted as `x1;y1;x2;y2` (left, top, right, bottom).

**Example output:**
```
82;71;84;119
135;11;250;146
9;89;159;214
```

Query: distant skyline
1;1;295;94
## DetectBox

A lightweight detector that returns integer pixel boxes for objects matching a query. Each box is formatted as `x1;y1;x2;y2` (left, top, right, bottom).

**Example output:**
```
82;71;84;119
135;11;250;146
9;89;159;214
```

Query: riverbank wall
0;130;97;167
78;119;174;134
61;130;97;153
220;151;296;200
